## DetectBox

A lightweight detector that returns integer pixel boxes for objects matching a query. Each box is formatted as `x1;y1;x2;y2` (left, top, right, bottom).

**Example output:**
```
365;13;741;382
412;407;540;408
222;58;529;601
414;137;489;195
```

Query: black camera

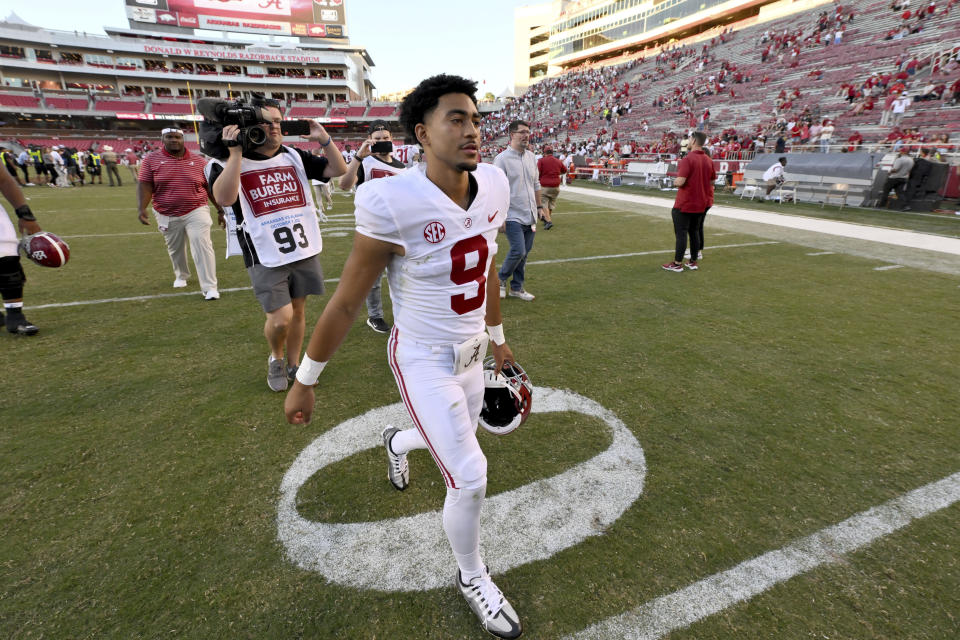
197;97;275;157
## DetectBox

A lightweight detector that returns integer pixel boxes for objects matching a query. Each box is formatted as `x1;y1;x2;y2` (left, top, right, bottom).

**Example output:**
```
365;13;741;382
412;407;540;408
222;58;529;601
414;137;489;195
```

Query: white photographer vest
228;148;322;267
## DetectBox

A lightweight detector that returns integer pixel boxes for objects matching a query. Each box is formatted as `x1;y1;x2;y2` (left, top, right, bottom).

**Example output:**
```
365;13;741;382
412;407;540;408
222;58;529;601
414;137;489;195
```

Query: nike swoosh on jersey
488;209;499;222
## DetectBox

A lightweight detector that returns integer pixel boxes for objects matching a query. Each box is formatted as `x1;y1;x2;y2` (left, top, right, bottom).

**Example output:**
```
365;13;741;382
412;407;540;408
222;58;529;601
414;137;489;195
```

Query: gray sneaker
507;289;535;301
381;426;409;491
267;356;288;392
456;567;522;639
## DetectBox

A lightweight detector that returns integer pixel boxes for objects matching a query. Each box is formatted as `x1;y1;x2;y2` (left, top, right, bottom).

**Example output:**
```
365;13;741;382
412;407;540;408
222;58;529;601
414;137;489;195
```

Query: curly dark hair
399;74;478;143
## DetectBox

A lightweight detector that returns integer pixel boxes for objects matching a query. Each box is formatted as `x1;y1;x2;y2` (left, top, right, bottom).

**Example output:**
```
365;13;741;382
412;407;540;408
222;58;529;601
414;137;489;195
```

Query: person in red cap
536;145;566;230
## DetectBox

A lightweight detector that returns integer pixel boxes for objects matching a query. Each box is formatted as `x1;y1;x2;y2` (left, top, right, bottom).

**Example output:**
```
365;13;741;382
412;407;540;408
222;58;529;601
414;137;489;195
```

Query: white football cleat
457;567;522;639
203;290;220;301
173;278;188;288
381;426;409;491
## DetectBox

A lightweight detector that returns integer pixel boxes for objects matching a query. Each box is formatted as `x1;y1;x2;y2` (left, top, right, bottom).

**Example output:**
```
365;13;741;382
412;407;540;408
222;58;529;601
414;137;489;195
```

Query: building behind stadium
0;1;399;143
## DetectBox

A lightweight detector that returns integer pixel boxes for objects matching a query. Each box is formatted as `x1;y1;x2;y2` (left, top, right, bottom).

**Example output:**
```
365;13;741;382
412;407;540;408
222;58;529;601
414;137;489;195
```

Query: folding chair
778;181;798;204
740;179;760;200
823;183;849;209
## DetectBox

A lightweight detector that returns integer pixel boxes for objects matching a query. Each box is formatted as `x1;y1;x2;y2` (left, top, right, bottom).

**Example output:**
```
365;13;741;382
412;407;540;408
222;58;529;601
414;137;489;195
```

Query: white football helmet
479;357;533;436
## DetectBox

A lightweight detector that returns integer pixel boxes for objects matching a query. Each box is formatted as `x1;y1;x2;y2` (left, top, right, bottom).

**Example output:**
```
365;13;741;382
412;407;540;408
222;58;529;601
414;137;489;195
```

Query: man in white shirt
284;74;523;640
891;92;912;126
762;156;787;198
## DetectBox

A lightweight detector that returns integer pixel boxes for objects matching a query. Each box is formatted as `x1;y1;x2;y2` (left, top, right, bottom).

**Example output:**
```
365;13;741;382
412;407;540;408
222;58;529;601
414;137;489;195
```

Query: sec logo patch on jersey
423;221;446;244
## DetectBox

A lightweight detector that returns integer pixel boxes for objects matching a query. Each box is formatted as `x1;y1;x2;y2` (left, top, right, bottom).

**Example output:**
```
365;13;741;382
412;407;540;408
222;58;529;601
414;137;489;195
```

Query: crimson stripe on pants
387;327;457;488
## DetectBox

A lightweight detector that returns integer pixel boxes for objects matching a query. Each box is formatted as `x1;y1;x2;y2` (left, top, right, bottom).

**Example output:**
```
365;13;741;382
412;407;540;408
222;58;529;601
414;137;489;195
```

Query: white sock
4;302;24;310
390;428;426;455
444;484;486;580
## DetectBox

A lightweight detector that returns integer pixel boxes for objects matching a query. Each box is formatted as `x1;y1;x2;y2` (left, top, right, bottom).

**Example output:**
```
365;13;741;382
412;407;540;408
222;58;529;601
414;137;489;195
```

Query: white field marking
276;387;646;592
325;232;349;238
526;241;778;266
30;243;779;310
806;251;836;256
874;264;905;271
60;226;355;241
558;193;960;222
564;186;960;256
567;470;960;640
60;232;156;239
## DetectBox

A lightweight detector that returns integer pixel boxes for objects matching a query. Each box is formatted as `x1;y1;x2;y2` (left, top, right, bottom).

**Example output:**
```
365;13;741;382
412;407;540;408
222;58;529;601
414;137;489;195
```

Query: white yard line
30;242;779;310
873;264;905;271
806;251;835;256
568;470;960;640
564;186;960;256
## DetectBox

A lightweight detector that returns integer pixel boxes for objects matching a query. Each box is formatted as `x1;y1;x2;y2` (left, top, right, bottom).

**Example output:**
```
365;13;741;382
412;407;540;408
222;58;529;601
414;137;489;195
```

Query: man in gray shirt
878;149;914;209
494;120;542;301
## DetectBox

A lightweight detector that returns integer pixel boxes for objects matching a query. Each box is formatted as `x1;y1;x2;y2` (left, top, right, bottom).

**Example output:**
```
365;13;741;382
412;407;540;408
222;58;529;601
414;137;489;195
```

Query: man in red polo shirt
662;131;715;272
536;145;566;230
137;128;220;300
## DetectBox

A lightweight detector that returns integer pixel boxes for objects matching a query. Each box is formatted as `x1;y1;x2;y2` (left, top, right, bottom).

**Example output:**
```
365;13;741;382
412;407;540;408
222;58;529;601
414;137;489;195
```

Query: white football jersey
0;203;19;258
393;144;421;167
355;163;509;345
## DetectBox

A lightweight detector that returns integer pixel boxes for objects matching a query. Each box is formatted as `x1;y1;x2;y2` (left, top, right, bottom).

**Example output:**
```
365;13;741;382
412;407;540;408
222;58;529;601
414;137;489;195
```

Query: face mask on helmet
479;357;533;435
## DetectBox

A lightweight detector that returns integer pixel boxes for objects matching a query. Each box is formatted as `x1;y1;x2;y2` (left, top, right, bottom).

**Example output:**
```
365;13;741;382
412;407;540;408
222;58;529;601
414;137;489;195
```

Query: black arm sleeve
293;147;330;182
206;162;243;223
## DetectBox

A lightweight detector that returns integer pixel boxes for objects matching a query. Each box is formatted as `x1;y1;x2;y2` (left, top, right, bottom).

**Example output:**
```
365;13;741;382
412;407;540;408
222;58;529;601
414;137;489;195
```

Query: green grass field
2;181;958;639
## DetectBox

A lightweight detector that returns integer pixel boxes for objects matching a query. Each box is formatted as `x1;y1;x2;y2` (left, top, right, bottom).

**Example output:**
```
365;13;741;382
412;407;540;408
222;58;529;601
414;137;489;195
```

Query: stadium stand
150;101;196;115
94;98;146;112
482;0;960;162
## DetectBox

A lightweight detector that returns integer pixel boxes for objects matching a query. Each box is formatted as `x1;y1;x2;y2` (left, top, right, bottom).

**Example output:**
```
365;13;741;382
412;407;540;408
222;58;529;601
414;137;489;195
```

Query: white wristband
295;355;327;386
486;324;506;346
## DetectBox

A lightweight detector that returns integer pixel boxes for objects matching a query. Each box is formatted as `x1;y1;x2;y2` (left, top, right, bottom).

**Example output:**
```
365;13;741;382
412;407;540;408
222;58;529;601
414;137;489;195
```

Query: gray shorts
247;256;325;313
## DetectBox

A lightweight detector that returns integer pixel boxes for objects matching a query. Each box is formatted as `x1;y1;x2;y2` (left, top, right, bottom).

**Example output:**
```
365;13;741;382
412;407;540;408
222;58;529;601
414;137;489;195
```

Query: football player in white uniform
285;75;523;639
393;139;422;167
0;165;41;335
337;120;406;335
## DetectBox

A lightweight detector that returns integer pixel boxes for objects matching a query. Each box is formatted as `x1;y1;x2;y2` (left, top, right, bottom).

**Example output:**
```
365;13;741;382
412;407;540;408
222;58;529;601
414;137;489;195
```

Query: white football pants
387;328;488;576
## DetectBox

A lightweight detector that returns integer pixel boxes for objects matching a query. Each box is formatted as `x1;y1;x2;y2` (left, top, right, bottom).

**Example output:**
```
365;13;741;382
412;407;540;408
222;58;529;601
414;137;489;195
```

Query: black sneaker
286;364;299;382
5;311;39;336
544;221;554;230
366;317;391;334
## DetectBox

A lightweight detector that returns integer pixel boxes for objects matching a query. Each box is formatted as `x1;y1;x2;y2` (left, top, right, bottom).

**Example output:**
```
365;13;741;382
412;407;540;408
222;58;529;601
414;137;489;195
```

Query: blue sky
4;0;527;96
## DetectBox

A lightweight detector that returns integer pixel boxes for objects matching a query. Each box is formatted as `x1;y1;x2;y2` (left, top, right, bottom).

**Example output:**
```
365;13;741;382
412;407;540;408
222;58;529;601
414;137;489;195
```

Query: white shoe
173;278;188;288
683;249;691;258
381;426;409;490
457;567;522;639
203;290;220;300
508;289;535;301
499;282;507;299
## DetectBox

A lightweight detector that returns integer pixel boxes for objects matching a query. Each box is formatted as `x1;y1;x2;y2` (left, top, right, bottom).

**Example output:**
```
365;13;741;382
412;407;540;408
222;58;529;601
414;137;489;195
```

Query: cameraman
209;97;346;392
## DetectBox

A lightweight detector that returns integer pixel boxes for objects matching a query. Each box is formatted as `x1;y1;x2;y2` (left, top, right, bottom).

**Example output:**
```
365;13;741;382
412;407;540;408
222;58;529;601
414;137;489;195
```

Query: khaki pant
541;186;560;211
154;205;218;293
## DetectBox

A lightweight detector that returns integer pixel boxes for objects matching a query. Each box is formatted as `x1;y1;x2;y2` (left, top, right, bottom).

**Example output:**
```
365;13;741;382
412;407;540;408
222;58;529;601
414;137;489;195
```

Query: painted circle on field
276;387;646;592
